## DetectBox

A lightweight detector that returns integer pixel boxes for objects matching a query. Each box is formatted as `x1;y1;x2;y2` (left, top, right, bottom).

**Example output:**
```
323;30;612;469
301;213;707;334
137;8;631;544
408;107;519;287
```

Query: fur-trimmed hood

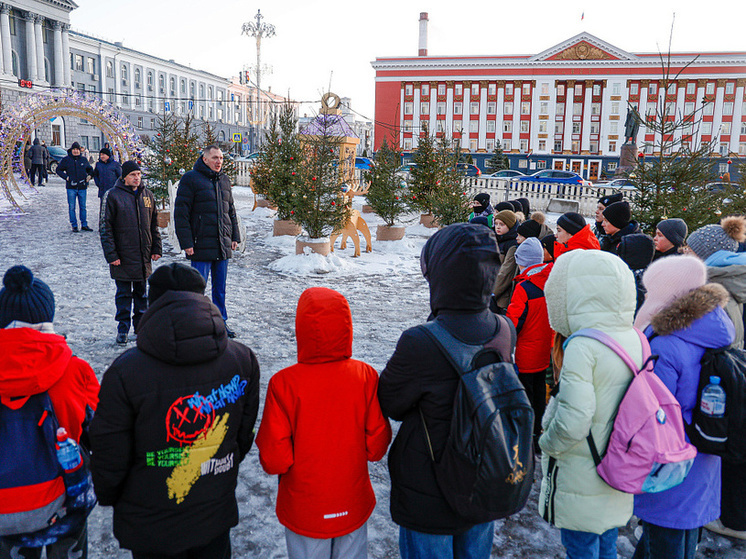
650;283;729;336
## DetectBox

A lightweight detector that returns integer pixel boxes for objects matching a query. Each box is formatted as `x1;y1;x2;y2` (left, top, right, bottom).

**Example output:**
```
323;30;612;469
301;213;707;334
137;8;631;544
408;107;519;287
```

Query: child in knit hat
595;192;624;239
600;201;640;253
653;218;688;260
507;239;554;454
468;193;494;227
491;210;519;313
554;212;600;259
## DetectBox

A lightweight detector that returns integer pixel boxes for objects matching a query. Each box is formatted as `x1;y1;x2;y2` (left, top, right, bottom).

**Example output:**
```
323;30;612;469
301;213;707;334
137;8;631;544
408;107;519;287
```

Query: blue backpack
0;392;96;547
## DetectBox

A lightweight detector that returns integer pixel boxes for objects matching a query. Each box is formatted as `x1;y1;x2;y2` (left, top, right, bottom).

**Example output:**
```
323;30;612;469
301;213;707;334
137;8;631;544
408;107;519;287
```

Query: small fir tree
365;138;409;227
293;116;351;239
430;136;470;226
145;112;181;205
264;104;304;221
171;114;201;179
408;125;441;215
485;144;510;173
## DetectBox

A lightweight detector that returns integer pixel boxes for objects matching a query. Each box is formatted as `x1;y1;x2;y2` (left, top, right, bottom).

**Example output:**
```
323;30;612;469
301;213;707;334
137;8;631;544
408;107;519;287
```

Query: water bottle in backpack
55;427;87;497
700;376;726;418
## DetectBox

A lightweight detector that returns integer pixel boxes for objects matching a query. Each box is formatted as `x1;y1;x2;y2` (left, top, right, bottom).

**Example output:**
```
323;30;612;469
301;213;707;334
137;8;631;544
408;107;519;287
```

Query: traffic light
244;70;250;84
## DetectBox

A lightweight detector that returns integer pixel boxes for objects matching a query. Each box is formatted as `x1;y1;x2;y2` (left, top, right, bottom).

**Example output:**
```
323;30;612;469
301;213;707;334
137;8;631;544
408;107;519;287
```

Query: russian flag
581;12;585;21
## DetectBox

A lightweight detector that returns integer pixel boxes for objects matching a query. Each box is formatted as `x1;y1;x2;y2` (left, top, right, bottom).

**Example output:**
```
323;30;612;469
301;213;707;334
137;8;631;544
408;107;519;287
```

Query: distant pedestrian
56;141;93;232
93;148;122;199
174;146;241;338
100;161;161;345
256;287;391;559
90;262;260;559
41;141;50;184
492;209;520;313
29;138;45;186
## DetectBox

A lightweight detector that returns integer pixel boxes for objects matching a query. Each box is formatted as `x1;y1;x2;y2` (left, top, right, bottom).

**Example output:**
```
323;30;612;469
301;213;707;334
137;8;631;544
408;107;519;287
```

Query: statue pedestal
616;142;638;177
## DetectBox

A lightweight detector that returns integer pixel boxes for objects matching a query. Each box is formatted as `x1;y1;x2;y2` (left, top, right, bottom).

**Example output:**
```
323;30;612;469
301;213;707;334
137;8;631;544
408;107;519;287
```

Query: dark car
455;163;481;177
47;146;68;173
518;169;591;186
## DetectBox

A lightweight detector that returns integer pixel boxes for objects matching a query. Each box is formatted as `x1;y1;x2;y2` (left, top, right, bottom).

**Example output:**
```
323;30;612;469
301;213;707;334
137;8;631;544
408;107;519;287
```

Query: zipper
543;456;558;524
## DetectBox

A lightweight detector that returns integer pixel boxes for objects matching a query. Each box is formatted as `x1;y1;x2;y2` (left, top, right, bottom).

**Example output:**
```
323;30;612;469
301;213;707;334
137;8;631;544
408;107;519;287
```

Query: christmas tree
365;137;409;226
293;115;351;239
144;112;181;206
264;103;304;221
485;144;510;173
408;124;441;215
171;114;201;179
430;136;470;226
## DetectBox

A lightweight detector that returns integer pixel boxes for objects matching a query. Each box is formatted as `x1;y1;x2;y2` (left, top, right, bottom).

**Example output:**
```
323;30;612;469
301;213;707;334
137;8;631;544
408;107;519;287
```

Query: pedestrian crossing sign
232;133;242;143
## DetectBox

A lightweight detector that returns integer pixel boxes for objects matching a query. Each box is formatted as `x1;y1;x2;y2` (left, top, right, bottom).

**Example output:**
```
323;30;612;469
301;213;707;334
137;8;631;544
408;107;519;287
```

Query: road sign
164;101;171;112
188;99;194;111
232;133;242;143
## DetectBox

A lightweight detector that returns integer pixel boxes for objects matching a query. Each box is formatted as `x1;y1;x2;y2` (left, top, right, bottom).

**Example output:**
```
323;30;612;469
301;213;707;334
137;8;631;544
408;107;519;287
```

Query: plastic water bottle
700;376;726;418
56;427;87;497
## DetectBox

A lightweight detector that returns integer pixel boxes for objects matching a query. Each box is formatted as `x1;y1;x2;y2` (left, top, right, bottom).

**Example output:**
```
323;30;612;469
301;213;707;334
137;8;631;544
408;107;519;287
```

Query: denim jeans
115;280;147;335
399;522;494;559
66;188;87;228
190;260;228;320
560;527;617;559
631;522;698;559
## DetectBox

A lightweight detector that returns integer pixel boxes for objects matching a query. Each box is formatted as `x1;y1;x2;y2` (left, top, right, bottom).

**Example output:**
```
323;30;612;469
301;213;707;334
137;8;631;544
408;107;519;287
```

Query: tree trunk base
156;210;170;228
273;219;302;236
420;213;438;228
362;204;374;214
296;238;331;256
376;225;406;241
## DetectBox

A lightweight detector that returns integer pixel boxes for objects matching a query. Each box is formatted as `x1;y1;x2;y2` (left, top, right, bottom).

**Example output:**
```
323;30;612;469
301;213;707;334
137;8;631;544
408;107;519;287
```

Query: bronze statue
624;108;640;144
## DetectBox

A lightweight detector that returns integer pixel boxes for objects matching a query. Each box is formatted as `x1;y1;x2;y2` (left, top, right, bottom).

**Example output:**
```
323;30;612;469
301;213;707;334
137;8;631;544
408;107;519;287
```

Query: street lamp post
241;10;275;150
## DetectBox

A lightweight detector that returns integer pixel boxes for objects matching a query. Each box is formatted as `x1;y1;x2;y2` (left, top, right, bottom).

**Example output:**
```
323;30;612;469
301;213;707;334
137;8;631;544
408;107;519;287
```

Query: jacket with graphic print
256;287;391;539
89;290;260;555
506;262;554;373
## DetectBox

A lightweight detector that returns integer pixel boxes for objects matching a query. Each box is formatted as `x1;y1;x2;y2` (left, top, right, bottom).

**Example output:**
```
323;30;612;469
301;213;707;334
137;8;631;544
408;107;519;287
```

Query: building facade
0;0;290;155
372;31;746;180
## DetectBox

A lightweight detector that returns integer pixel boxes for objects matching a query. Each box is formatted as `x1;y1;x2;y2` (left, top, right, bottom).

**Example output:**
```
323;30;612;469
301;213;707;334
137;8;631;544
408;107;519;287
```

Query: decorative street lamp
241;10;275;150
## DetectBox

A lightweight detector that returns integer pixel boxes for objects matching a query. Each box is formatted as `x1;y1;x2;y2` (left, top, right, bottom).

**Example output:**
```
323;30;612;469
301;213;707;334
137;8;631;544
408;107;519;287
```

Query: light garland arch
1;88;143;212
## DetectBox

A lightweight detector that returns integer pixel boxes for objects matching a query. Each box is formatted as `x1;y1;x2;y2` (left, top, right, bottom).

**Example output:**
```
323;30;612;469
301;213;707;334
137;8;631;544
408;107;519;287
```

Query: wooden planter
376;225;406;241
362;204;374;214
273;219;302;236
296;237;331;256
420;213;438;228
156;210;170;228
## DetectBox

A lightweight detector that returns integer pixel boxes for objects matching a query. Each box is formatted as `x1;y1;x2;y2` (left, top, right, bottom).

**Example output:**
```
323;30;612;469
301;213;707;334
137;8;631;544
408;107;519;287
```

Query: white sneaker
705;518;746;540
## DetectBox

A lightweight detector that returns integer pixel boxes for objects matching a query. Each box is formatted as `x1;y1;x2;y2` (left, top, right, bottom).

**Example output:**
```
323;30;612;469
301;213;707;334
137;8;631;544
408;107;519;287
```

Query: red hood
0;328;72;398
514;262;553;289
296;287;352;364
555;224;600;258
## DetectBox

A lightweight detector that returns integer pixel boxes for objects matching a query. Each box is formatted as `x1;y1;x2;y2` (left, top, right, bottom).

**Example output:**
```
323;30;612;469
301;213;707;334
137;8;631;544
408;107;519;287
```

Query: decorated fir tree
408;125;441;215
171;114;201;178
144;112;181;206
485;144;510;173
365;138;409;227
429;136;470;226
264;103;304;221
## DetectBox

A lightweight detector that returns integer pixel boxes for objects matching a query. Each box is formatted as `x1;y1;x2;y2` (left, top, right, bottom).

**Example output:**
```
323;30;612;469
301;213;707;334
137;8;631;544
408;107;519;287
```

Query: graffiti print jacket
89;290;260;555
256;287;391;539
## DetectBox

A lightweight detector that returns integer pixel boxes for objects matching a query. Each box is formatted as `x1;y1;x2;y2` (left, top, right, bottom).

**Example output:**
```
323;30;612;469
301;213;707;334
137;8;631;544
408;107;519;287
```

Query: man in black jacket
100;161;162;345
57;141;94;232
378;223;514;558
93;147;122;199
90;263;260;559
29;138;46;186
174;146;240;338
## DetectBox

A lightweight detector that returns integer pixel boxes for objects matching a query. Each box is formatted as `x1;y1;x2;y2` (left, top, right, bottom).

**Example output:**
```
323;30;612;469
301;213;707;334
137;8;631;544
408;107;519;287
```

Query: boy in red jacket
256;287;392;559
506;238;554;454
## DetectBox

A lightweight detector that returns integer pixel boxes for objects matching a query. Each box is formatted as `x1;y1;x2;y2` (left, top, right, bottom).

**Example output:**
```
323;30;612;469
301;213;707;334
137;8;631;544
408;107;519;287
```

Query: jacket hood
707;262;746;304
649;283;732;342
610;220;641;240
66;147;82;157
33;138;40;145
0;328;71;399
545;249;636;337
514;262;553;289
296;287;352;364
421;223;500;316
194;156;220;179
137;291;228;365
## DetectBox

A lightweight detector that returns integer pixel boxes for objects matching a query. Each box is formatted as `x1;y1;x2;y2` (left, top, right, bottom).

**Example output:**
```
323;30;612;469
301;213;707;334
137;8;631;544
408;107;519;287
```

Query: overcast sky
71;0;746;122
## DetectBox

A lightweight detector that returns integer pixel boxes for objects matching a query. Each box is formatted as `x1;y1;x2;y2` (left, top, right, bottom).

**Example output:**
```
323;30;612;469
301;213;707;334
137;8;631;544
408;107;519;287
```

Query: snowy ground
1;178;744;558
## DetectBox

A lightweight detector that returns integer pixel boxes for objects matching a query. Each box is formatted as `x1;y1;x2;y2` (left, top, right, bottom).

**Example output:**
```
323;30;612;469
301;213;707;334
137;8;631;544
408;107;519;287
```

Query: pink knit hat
634;255;708;330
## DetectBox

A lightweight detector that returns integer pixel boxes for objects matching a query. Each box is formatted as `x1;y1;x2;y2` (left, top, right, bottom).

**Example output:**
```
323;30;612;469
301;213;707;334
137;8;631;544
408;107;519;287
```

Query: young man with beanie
93;147;122;199
654;218;687;260
379;223;517;559
100;160;162;345
174;146;241;338
600;201;640;253
0;265;99;559
256;287;391;559
595;192;623;240
56;141;94;232
468;193;494;227
492;209;520;312
507;238;554;454
554;212;600;258
90;262;261;559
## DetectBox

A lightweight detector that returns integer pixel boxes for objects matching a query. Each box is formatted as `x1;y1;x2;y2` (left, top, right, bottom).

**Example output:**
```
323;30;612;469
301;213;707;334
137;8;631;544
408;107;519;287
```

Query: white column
674;82;686;148
712;81;725;151
61;23;70;86
24;13;38;80
694;81;706;149
581;82;593;152
399;85;404;149
600;81;613;155
496;83;505;146
413;86;421;148
445;84;453;139
0;5;10;75
637;82;648;148
462;85;471;152
52;21;63;86
34;16;45;83
731;81;744;154
512;85;520;152
530;83;540;152
563;81;574;152
478;86;487;151
429;86;436;135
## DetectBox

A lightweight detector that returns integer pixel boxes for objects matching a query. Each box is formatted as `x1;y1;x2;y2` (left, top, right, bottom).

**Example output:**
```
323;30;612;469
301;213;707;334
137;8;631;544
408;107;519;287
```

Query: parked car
396;162;417;179
47;146;67;173
355;156;374;171
455;163;481;177
705;181;740;193
485;169;525;178
518;170;592;186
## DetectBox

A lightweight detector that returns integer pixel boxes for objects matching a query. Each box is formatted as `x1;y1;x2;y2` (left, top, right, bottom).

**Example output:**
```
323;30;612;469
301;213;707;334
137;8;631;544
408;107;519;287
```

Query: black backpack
418;316;535;524
687;346;746;463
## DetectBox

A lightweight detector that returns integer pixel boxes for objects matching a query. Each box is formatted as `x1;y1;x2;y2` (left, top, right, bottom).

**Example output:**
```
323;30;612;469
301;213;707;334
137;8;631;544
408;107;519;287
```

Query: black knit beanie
599;192;623;207
0;266;55;328
557;212;586;236
494;201;514;213
517;219;542;239
541;234;556;259
656;218;688;248
148;263;207;304
121;160;141;179
602;201;632;230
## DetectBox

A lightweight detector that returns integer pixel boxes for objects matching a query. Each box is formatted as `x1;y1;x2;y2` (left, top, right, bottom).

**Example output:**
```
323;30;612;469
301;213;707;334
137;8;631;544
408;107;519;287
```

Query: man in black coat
89;263;260;559
378;223;515;558
29;138;46;186
100;161;162;345
174;146;240;338
57;141;94;232
92;147;122;199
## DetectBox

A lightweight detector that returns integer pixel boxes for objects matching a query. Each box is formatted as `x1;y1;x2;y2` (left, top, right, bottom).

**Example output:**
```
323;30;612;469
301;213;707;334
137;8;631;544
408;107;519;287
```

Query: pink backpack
564;328;697;494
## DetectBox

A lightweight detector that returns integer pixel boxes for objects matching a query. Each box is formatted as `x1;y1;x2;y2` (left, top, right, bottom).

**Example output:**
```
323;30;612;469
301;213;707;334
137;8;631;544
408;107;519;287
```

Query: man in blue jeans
56;141;93;232
174;146;240;338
